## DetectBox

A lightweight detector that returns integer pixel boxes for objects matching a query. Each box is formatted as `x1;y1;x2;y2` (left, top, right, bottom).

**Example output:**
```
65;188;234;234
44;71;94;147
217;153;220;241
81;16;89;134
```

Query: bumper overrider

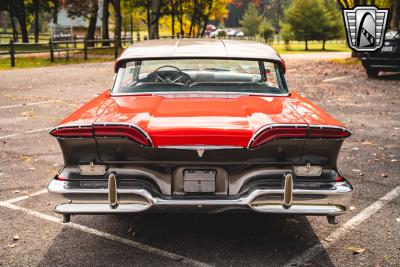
48;174;353;217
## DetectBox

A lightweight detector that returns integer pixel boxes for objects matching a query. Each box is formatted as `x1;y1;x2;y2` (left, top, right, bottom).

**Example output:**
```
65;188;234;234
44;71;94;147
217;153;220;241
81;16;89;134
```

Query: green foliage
258;21;274;42
280;23;294;49
239;3;263;36
284;0;344;50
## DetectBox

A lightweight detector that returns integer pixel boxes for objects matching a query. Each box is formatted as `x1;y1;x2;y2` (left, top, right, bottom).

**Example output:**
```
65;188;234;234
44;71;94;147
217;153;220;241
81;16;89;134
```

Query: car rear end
361;29;400;77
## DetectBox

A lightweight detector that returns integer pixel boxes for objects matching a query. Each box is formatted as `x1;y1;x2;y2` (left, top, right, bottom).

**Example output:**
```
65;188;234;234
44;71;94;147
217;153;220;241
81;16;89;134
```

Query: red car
48;39;353;224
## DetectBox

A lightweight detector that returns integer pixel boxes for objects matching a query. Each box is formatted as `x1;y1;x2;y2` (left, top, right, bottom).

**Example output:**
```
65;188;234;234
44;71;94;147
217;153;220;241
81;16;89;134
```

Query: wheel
366;68;379;78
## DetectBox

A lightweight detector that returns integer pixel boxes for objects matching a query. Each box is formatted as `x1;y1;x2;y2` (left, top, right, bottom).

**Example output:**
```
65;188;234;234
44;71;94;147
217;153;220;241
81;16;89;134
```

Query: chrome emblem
196;149;205;157
342;6;389;52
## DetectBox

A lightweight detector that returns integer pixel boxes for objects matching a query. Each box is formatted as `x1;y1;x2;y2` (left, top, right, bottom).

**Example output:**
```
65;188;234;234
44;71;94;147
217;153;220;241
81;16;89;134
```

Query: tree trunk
149;0;161;39
305;39;308;51
178;0;184;36
9;12;18;42
86;3;99;47
322;39;326;50
112;0;122;47
102;0;110;46
34;0;39;43
390;0;399;29
146;4;150;38
200;0;213;37
171;0;175;38
16;0;29;43
52;0;58;24
189;0;198;37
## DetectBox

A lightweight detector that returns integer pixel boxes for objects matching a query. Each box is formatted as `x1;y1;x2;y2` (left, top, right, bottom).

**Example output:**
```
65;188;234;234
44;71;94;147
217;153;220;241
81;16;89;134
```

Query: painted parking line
0;100;56;109
284;185;400;267
1;189;48;205
0;190;213;267
0;127;51;140
322;75;353;83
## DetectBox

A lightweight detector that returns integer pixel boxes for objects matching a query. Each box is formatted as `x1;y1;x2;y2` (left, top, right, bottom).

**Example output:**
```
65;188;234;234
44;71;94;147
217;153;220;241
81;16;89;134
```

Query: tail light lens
50;124;152;147
309;127;351;139
94;125;152;147
250;127;307;148
49;126;93;138
249;126;351;149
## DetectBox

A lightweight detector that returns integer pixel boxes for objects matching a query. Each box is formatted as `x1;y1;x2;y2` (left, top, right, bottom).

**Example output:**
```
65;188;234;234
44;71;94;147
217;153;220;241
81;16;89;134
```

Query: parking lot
0;54;399;266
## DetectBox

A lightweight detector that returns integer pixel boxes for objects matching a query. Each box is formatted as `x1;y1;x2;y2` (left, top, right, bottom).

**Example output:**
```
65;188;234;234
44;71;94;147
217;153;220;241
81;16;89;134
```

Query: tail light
250;126;307;148
94;125;152;147
309;127;351;139
249;125;351;149
49;126;93;138
50;124;153;147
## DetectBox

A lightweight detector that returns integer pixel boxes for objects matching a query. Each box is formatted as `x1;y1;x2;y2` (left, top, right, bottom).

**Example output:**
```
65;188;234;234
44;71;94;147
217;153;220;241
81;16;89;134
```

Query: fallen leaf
350;206;356;211
13;190;20;194
381;173;388;178
346;245;366;255
352;169;362;172
352;147;359;151
359;172;364;176
13;235;19;241
391;159;398;162
362;141;372;145
396;218;400;223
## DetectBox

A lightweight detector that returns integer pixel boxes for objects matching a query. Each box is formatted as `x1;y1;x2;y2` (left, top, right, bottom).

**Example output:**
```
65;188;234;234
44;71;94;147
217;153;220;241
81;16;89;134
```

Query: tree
239;3;263;36
259;21;274;43
319;0;344;50
64;0;99;45
0;0;30;42
102;0;111;46
390;0;399;28
111;0;122;44
280;23;294;50
284;0;327;50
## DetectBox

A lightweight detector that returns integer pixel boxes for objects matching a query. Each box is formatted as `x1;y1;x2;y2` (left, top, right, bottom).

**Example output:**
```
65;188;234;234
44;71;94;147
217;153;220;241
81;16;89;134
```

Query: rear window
112;58;287;95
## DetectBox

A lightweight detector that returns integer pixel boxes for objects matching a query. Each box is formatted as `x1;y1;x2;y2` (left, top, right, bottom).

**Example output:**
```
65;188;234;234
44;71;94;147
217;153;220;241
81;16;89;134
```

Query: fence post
84;37;88;60
114;35;119;59
49;38;54;62
9;39;15;67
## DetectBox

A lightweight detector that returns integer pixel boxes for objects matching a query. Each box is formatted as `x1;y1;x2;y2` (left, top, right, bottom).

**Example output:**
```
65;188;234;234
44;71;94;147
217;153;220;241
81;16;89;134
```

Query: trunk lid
95;94;307;147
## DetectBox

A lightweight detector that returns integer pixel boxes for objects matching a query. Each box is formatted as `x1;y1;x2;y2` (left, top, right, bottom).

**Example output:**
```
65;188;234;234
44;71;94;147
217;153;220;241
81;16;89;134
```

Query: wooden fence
0;36;133;67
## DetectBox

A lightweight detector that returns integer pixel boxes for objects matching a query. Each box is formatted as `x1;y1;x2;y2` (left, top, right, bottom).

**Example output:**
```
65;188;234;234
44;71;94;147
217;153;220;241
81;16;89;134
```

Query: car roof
117;38;282;63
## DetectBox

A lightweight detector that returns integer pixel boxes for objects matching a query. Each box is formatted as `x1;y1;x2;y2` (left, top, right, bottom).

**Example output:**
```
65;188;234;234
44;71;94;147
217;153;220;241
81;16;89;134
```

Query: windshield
112;59;287;95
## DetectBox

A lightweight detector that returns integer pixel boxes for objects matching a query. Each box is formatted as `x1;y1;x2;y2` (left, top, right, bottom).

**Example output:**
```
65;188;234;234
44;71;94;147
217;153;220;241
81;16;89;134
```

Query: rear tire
366;68;379;78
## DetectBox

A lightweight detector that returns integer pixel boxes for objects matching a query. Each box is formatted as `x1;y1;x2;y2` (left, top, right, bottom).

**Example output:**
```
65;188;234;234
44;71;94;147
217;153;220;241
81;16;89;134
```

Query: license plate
381;46;393;52
183;169;216;193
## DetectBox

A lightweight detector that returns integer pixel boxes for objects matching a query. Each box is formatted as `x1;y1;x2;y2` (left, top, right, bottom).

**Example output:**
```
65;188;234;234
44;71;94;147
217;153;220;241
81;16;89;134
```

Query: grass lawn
0;56;113;70
271;41;351;54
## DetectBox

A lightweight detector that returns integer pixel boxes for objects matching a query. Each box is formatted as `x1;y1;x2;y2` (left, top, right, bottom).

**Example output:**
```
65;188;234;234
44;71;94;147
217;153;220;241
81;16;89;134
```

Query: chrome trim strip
110;91;291;97
157;145;243;150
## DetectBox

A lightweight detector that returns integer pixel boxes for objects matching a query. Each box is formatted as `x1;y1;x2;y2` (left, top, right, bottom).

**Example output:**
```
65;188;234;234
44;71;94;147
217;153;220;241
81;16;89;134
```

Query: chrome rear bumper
48;178;353;216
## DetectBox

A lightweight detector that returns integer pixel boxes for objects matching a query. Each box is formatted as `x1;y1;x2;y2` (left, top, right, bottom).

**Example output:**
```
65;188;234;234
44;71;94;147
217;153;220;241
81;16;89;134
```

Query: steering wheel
146;65;191;84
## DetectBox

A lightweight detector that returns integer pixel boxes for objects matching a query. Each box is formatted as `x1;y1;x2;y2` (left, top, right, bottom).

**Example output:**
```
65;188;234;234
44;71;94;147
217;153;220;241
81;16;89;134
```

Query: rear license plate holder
183;169;216;193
